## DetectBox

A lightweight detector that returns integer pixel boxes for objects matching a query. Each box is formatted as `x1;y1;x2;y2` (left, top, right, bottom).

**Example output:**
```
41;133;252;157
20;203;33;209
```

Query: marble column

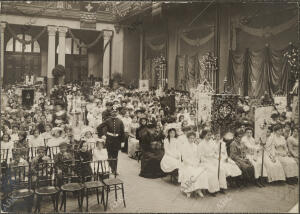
0;22;6;88
47;25;57;95
139;28;143;80
103;30;113;86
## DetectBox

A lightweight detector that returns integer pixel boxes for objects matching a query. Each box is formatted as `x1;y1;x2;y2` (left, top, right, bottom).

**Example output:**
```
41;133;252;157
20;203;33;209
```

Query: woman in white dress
198;129;227;195
241;127;268;187
263;126;286;183
160;128;181;173
272;124;298;184
179;131;208;198
41;123;53;145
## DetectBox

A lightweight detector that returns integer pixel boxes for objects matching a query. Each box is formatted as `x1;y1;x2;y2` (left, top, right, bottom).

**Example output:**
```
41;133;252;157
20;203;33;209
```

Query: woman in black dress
138;120;166;179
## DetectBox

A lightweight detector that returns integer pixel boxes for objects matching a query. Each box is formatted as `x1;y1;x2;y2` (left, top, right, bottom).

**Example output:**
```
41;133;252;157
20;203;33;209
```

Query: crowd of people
0;81;298;202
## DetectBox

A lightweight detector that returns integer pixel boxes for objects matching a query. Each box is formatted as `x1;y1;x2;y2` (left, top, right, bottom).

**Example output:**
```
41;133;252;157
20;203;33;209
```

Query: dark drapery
227;45;294;98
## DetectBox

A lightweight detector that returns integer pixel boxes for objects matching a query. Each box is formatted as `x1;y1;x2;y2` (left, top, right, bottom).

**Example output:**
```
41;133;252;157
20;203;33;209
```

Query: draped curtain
227;45;293;98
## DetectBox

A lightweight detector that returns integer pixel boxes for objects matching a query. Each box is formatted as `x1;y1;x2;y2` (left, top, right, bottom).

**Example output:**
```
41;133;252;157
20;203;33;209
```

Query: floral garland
68;29;104;49
284;44;299;76
6;23;47;45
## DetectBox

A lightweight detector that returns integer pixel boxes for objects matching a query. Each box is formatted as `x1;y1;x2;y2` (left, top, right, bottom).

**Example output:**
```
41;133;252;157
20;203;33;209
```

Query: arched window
56;37;87;55
6;34;40;53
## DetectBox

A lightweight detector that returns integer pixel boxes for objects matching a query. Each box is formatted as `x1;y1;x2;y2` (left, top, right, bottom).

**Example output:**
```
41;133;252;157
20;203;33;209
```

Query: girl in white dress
272;124;298;184
160;128;181;173
241;127;268;187
91;140;110;173
80;127;97;150
198;129;227;195
179;131;209;198
46;127;65;157
1;133;14;163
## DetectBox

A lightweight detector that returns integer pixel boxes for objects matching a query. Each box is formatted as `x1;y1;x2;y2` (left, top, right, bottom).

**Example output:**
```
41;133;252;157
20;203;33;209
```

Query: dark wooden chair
29;147;48;161
12;148;30;162
101;159;126;211
7;163;34;212
83;160;105;211
1;149;9;163
58;160;84;212
34;162;60;213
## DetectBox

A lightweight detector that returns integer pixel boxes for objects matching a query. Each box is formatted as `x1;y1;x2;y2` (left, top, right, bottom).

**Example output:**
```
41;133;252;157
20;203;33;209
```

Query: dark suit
102;109;111;122
97;116;124;173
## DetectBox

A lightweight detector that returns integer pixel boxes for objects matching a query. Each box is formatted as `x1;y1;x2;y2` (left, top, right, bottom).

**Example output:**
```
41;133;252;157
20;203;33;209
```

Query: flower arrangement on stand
152;54;167;90
199;52;217;89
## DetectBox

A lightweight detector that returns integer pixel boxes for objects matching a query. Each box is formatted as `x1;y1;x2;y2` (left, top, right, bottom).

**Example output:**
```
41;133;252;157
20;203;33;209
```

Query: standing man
97;105;124;174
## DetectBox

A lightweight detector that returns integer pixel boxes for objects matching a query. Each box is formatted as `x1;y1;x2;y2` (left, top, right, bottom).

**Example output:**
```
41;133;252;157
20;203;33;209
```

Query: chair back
58;160;81;184
12;148;30;162
47;146;60;159
84;160;112;181
33;162;55;188
29;147;48;161
8;163;32;191
1;149;9;163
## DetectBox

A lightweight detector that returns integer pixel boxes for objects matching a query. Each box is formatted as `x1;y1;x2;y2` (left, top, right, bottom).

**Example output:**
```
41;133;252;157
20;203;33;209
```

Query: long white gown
273;134;298;178
198;139;227;193
241;136;268;179
215;140;242;177
263;135;286;182
160;138;181;173
178;137;208;194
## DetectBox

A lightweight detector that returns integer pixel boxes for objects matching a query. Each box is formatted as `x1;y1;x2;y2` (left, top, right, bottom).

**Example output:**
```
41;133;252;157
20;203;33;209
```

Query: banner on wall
211;94;239;135
139;80;149;91
80;1;98;29
254;106;273;143
197;95;212;123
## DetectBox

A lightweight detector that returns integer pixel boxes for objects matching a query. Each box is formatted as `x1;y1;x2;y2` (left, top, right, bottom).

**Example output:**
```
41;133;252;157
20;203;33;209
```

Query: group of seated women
159;124;298;198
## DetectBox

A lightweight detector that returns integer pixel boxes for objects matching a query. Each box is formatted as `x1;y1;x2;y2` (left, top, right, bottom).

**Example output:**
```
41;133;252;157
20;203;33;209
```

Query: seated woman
287;128;298;164
241;127;268;187
179;131;208;198
263;126;286;183
128;115;140;158
198;129;227;195
230;128;255;187
272;124;298;184
139;121;165;179
160;128;181;174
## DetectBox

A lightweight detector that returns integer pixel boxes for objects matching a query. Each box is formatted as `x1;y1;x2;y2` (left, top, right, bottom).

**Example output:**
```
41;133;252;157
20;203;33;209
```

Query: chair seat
103;178;123;186
11;189;34;199
61;183;83;192
35;186;60;195
84;181;104;189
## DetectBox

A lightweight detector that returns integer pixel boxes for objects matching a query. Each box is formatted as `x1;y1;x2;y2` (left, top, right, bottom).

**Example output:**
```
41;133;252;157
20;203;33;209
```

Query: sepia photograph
0;0;299;213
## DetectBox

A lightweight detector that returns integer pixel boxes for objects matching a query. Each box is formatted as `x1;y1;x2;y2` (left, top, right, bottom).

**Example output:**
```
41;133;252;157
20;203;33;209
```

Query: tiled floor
7;152;299;213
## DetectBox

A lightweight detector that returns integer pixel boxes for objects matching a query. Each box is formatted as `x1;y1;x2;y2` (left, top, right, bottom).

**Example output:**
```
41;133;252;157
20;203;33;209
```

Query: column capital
58;26;68;37
103;30;113;39
47;25;57;36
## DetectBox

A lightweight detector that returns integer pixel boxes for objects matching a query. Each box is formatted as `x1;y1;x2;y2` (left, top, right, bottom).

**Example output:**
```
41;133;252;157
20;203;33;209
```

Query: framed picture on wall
139;80;149;91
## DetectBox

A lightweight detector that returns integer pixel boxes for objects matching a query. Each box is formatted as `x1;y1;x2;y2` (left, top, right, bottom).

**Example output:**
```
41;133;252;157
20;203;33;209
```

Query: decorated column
0;22;6;88
47;25;57;95
103;30;112;86
58;26;68;66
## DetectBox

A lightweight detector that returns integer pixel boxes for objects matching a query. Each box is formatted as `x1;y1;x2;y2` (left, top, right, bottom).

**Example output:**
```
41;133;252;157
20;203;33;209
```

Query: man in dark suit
97;105;124;174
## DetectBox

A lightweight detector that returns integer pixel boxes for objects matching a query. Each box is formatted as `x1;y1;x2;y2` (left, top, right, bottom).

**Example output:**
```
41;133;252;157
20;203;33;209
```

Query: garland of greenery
68;29;104;49
6;23;47;45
